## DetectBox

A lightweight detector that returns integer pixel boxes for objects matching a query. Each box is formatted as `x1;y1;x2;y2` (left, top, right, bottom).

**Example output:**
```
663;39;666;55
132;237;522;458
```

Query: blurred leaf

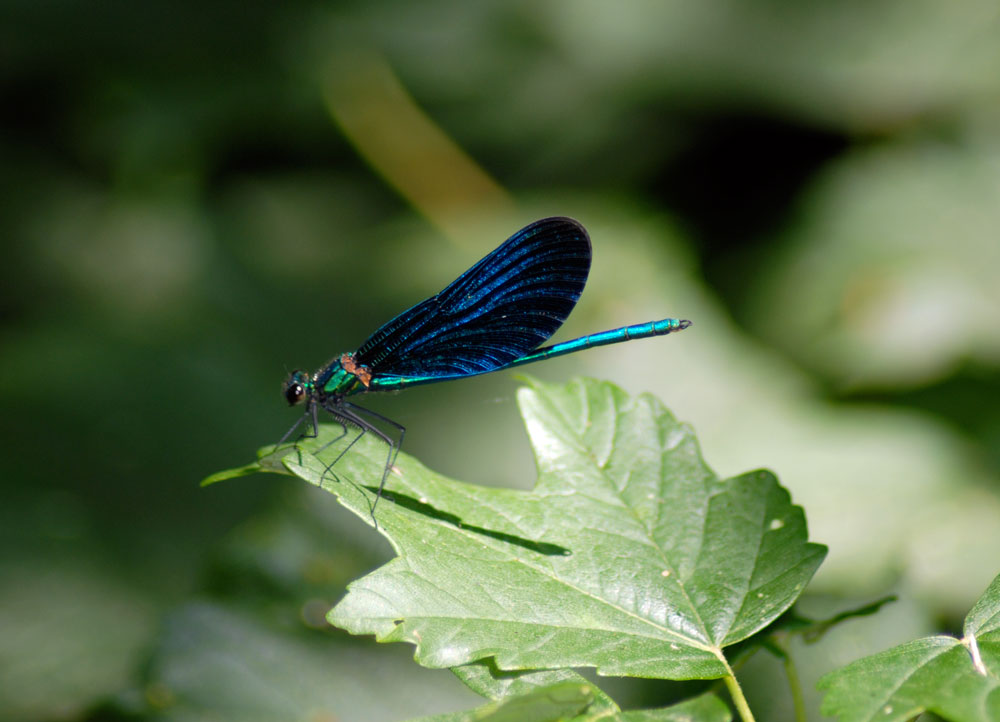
818;573;1000;721
211;378;826;679
311;0;1000;185
0;558;157;721
144;603;480;722
748;138;1000;390
205;484;389;604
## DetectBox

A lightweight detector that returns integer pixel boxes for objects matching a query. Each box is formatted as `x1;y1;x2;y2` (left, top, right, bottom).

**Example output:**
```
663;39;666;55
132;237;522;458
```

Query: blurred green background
2;2;999;720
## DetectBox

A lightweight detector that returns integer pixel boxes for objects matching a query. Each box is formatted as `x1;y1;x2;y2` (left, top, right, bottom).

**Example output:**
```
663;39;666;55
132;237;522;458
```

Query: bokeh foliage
2;1;998;720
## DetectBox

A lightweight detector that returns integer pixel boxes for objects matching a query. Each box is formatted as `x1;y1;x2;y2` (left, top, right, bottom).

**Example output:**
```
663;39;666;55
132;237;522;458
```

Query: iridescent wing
354;217;591;381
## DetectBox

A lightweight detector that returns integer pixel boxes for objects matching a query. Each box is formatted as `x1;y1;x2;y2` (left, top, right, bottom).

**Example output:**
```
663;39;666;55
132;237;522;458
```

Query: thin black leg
276;408;310;447
277;400;349;468
343;402;405;516
287;399;407;528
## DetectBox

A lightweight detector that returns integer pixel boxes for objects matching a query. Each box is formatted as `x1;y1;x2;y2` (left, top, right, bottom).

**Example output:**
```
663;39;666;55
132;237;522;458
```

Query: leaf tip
199;462;261;486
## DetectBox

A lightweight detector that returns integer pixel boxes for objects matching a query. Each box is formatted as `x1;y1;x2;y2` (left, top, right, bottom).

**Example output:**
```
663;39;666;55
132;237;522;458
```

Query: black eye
284;383;305;405
283;372;309;406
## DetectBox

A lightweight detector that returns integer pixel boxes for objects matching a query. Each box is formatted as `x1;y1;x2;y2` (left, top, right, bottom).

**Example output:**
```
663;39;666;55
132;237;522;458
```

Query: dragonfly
279;217;690;517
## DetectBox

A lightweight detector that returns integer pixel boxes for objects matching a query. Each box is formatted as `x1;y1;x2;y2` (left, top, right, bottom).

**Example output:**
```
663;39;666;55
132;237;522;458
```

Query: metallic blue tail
507;318;691;368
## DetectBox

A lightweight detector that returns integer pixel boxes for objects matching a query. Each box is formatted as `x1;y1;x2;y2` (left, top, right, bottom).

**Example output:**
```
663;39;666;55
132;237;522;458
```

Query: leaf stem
721;663;756;722
782;648;807;722
763;637;807;722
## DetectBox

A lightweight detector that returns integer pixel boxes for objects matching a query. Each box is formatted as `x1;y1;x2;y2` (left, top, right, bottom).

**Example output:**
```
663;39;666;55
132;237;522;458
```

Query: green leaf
200;461;262;486
451;662;617;713
818;572;1000;721
723;596;898;672
791;596;898;645
201;442;299;486
409;675;729;722
619;692;731;721
966;573;1000;644
443;664;731;721
755;596;898;648
443;680;595;722
267;377;825;680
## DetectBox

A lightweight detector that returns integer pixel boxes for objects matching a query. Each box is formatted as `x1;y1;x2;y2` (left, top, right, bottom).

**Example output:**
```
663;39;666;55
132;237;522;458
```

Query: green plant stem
721;664;756;722
782;647;807;722
762;635;807;722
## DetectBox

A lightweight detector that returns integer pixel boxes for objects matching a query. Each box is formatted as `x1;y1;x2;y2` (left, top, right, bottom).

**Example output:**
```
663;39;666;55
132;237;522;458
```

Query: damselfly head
283;370;310;406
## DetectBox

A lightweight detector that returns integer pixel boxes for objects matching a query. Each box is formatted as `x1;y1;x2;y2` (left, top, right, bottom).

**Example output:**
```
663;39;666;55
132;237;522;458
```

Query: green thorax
315;352;370;399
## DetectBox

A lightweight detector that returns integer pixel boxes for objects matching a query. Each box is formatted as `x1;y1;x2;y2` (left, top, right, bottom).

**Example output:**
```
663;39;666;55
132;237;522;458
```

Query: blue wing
353;217;591;380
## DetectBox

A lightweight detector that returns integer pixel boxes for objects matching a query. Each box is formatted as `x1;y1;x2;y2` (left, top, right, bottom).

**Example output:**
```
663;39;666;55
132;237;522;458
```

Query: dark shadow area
650;112;849;320
370;487;571;557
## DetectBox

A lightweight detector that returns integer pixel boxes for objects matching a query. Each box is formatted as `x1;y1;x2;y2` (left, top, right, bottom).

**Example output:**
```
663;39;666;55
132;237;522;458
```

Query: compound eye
283;372;308;406
284;383;305;405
